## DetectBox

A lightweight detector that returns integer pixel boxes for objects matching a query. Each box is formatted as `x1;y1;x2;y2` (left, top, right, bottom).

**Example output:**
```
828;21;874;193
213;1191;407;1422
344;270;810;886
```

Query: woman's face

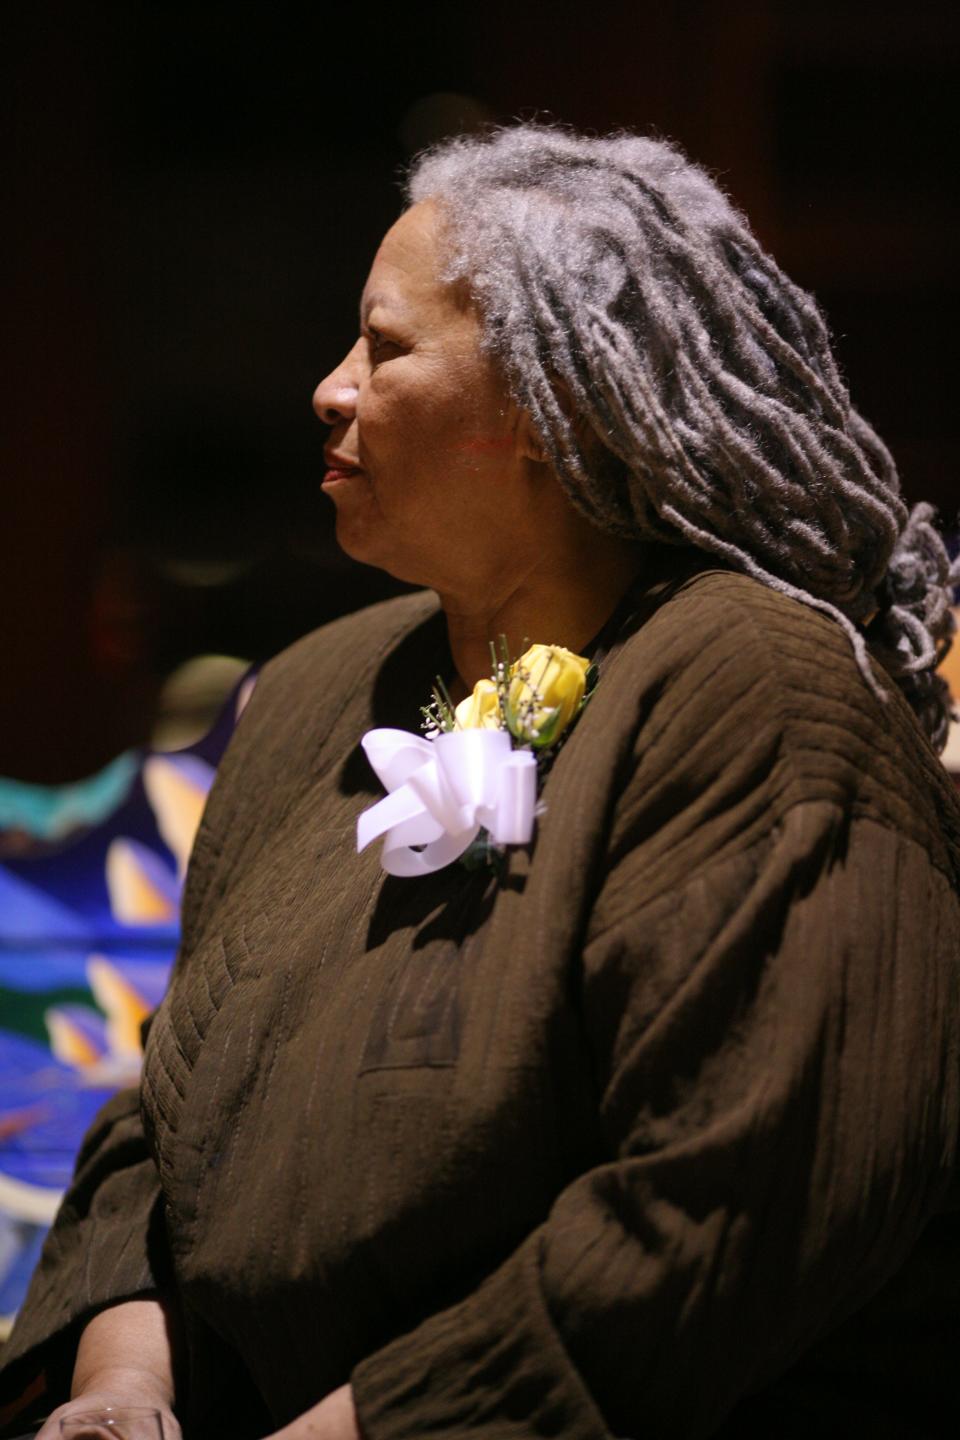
313;202;540;595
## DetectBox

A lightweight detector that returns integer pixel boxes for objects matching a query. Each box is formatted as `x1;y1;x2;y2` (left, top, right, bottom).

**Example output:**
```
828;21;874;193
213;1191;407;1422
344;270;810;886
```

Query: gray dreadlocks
407;124;958;752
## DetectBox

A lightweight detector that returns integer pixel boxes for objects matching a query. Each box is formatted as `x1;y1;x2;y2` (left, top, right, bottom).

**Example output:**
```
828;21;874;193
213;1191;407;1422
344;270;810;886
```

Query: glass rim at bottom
59;1406;163;1430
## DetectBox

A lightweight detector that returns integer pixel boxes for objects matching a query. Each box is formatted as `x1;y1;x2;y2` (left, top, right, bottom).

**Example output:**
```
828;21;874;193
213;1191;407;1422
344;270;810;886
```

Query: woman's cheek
365;368;423;429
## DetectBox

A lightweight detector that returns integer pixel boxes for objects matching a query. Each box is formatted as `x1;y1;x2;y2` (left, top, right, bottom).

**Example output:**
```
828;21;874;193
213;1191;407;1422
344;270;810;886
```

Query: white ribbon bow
356;728;538;877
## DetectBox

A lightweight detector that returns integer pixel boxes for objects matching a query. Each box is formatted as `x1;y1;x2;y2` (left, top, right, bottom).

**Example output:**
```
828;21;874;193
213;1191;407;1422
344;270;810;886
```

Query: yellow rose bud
507;643;590;748
454;677;502;731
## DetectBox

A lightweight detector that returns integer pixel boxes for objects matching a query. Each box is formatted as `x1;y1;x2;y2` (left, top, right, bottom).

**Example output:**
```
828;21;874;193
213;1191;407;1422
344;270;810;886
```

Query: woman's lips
322;465;362;487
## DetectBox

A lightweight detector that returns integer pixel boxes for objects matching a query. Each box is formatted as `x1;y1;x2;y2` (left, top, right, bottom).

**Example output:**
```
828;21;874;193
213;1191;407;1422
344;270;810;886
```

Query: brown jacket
3;555;960;1438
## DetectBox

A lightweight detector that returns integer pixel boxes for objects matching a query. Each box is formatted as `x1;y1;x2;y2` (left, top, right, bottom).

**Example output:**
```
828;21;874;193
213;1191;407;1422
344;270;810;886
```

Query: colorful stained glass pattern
0;679;253;1336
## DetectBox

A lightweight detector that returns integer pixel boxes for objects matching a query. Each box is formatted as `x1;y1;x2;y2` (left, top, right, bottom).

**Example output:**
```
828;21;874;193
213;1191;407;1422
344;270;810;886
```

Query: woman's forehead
368;204;440;291
362;201;467;321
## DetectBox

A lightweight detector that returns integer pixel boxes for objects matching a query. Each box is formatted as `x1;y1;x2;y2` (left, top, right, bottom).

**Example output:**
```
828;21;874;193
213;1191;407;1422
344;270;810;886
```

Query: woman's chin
334;525;439;591
333;515;406;579
329;491;389;567
333;522;384;569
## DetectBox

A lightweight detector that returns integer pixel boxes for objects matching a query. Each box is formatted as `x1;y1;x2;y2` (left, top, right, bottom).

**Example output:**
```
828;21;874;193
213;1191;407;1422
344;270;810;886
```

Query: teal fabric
0;753;140;842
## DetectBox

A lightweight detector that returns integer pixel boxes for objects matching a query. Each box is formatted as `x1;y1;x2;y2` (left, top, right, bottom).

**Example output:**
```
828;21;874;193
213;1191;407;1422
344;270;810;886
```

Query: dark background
3;0;958;781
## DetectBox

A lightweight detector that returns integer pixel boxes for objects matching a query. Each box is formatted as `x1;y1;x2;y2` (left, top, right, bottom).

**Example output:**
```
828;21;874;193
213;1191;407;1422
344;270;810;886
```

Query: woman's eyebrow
360;291;394;324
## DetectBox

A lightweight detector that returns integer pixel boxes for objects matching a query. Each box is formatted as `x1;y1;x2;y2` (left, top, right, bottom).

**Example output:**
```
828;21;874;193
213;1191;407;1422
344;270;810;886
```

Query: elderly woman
2;125;959;1440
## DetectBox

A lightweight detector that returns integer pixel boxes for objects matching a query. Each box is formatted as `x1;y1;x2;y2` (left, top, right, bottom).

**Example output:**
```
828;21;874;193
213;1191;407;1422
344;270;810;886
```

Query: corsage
357;640;596;877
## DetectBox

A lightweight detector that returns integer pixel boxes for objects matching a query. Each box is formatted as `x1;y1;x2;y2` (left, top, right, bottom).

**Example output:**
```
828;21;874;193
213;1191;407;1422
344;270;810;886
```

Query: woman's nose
312;340;364;425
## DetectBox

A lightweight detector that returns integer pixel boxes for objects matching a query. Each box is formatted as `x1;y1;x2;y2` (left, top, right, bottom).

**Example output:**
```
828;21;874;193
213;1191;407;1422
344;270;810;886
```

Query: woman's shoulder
261;588;440;692
186;588;439;834
621;563;911;733
233;589;438;740
172;589;442;938
628;564;863;690
604;564;960;887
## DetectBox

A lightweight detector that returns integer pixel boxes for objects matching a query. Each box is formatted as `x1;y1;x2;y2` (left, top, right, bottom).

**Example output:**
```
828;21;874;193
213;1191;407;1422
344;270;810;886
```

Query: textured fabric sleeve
0;1087;171;1421
351;798;960;1439
0;592;439;1427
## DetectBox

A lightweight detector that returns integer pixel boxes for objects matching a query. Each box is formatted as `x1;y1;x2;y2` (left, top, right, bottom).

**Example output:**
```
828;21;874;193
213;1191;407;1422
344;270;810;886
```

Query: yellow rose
454;677;503;731
506;643;590;748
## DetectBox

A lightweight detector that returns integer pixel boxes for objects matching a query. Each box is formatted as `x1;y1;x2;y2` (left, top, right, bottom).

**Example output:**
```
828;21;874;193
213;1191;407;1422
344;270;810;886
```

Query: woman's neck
437;533;646;703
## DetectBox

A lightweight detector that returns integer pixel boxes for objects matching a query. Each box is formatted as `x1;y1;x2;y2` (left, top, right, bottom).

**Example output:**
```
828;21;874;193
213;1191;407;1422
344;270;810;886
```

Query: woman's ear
514;382;598;467
515;409;550;464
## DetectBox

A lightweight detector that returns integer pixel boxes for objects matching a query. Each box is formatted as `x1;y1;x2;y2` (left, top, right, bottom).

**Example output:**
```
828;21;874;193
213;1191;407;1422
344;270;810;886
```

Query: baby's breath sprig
490;634;518;730
503;655;542;746
420;676;457;736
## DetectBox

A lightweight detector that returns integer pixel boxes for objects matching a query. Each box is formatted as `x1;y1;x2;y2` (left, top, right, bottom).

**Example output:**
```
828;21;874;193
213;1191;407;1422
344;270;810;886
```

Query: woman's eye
367;330;401;363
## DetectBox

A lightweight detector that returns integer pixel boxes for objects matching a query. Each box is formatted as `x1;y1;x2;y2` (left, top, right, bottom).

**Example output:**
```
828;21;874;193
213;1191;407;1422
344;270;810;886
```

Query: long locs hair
408;124;958;751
